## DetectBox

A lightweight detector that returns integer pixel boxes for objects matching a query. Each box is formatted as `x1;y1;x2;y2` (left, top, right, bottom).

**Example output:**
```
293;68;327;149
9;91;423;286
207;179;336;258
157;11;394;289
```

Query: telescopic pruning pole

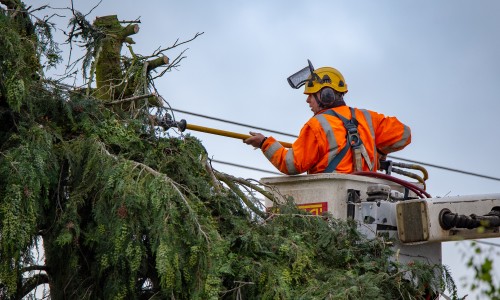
161;118;292;148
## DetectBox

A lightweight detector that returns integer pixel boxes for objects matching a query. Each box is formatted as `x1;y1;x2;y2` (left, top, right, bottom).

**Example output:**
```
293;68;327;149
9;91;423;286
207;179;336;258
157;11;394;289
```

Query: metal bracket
347;189;361;220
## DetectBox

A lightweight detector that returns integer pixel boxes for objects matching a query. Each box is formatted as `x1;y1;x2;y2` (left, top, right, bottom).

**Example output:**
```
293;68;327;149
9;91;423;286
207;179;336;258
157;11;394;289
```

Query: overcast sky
36;0;500;298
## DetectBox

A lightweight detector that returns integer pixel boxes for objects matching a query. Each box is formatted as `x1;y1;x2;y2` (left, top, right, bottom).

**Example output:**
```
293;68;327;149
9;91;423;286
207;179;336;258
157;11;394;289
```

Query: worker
243;60;411;174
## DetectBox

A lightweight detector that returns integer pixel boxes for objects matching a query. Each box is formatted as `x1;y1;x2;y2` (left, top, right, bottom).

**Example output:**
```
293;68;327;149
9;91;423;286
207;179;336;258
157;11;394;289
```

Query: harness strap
324;141;350;172
321;107;373;172
360;145;373;170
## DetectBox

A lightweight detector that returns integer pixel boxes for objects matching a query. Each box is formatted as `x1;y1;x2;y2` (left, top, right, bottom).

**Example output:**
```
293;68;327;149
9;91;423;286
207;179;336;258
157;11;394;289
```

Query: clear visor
287;59;315;89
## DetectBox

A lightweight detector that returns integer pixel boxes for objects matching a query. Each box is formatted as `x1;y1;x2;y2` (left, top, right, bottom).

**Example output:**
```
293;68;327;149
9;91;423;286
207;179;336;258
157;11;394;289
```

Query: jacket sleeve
260;123;322;175
369;110;411;154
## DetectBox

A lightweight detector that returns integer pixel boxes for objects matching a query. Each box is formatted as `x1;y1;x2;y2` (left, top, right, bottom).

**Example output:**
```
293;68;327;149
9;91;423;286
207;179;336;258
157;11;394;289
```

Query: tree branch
17;273;50;299
122;24;139;37
119;18;141;24
121;23;139;44
202;155;223;192
96;141;211;243
103;93;154;105
21;265;49;273
146;56;169;72
152;32;204;56
214;170;279;205
151;49;187;80
216;172;267;219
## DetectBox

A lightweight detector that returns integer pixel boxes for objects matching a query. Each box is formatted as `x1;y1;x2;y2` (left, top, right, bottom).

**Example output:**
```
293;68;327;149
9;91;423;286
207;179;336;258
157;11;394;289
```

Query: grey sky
36;0;500;298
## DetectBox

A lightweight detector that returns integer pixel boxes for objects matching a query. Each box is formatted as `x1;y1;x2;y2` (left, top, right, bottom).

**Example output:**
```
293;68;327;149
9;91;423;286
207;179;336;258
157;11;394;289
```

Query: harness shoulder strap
321;107;357;125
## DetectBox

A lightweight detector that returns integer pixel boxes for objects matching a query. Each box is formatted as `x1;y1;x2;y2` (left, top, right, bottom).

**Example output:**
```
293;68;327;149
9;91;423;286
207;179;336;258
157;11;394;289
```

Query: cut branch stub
122;24;140;37
147;56;169;72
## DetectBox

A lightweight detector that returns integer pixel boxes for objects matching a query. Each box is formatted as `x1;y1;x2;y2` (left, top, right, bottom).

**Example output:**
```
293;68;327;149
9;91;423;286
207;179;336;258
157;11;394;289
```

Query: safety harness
322;107;373;173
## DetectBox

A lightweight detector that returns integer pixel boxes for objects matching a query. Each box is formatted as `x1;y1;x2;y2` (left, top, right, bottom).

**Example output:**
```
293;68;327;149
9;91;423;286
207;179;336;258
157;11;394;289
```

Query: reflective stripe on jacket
261;105;411;175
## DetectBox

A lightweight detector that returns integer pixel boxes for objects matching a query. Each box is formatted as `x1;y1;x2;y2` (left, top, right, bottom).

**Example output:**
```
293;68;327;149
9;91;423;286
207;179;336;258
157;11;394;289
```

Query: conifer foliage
0;1;457;299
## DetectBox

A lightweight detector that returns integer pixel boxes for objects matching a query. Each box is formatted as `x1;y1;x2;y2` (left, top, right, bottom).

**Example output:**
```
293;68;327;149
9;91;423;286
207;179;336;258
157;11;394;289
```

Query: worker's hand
244;132;267;149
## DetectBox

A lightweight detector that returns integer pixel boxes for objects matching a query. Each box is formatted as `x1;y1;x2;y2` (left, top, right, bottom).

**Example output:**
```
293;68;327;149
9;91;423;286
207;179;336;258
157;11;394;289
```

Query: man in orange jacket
244;60;411;175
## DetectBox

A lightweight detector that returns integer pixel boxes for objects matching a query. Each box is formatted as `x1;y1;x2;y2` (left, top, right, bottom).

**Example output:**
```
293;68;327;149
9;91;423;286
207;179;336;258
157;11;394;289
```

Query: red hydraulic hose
353;172;425;198
353;171;432;199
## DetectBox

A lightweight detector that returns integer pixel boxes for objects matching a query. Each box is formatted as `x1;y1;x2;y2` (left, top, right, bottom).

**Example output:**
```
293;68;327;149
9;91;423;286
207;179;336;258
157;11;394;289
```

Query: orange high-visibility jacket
261;105;411;174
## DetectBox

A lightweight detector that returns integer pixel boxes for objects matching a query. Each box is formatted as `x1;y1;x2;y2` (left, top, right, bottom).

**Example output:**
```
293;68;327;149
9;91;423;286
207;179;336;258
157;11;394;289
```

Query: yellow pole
185;123;293;148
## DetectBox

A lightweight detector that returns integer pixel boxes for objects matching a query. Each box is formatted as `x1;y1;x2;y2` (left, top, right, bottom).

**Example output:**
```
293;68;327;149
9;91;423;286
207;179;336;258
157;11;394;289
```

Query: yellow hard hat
303;67;348;94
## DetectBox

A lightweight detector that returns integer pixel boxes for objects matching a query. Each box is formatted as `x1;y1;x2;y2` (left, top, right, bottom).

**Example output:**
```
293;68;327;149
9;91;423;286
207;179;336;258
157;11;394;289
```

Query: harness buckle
345;122;362;148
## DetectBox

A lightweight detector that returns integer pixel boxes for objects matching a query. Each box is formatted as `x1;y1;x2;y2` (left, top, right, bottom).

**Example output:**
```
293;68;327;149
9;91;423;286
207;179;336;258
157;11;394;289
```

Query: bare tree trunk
93;15;139;101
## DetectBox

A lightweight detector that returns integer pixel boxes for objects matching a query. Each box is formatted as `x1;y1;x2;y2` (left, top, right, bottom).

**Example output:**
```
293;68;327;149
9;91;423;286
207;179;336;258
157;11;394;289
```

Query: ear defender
320;87;336;106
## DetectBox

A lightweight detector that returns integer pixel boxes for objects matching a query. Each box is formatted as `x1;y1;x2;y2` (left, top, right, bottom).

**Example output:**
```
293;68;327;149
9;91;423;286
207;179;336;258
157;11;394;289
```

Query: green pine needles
0;1;458;299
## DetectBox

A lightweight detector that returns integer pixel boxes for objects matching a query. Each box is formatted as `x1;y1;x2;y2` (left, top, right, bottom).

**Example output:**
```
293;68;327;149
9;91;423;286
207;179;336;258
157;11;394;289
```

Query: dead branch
21;265;49;273
119;18;141;24
151;49;187;80
102;93;155;105
152;32;204;56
